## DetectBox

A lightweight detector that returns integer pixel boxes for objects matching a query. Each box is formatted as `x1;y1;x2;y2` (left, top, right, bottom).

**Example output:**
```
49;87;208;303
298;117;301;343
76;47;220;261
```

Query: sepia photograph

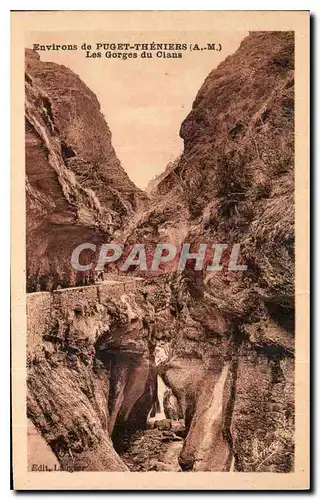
11;10;310;490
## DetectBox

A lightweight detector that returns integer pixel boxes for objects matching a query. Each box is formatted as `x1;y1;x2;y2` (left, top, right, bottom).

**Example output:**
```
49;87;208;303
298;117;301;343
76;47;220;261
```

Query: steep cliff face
25;49;147;291
27;281;156;471
129;31;295;472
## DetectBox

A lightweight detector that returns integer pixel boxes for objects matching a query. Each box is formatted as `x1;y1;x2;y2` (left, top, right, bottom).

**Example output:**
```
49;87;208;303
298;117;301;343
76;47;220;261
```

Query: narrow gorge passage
110;341;236;473
116;374;186;472
108;341;188;472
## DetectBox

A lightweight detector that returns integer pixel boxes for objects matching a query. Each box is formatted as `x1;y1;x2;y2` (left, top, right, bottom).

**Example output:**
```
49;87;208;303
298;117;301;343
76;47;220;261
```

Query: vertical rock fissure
223;334;242;471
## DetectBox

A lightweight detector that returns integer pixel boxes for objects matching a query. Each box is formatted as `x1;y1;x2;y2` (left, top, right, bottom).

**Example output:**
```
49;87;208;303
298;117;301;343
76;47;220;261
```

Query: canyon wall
128;31;295;472
27;280;156;471
26;31;295;473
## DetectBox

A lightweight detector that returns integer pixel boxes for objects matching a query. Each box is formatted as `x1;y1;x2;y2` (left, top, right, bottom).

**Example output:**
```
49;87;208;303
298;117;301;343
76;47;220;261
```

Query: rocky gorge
26;31;295;473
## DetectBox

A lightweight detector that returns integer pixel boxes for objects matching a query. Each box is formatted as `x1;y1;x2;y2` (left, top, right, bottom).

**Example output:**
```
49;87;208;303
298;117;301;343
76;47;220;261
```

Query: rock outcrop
25;49;147;291
127;31;295;472
27;280;156;471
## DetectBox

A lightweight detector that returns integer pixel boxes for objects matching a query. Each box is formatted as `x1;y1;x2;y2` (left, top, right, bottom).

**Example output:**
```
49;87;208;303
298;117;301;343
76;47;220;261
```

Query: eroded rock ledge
27;279;156;471
27;276;294;473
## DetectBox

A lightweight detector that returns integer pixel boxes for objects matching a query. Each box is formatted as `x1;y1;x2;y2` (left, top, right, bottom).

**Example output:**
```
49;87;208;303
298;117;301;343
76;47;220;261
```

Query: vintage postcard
11;10;310;490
